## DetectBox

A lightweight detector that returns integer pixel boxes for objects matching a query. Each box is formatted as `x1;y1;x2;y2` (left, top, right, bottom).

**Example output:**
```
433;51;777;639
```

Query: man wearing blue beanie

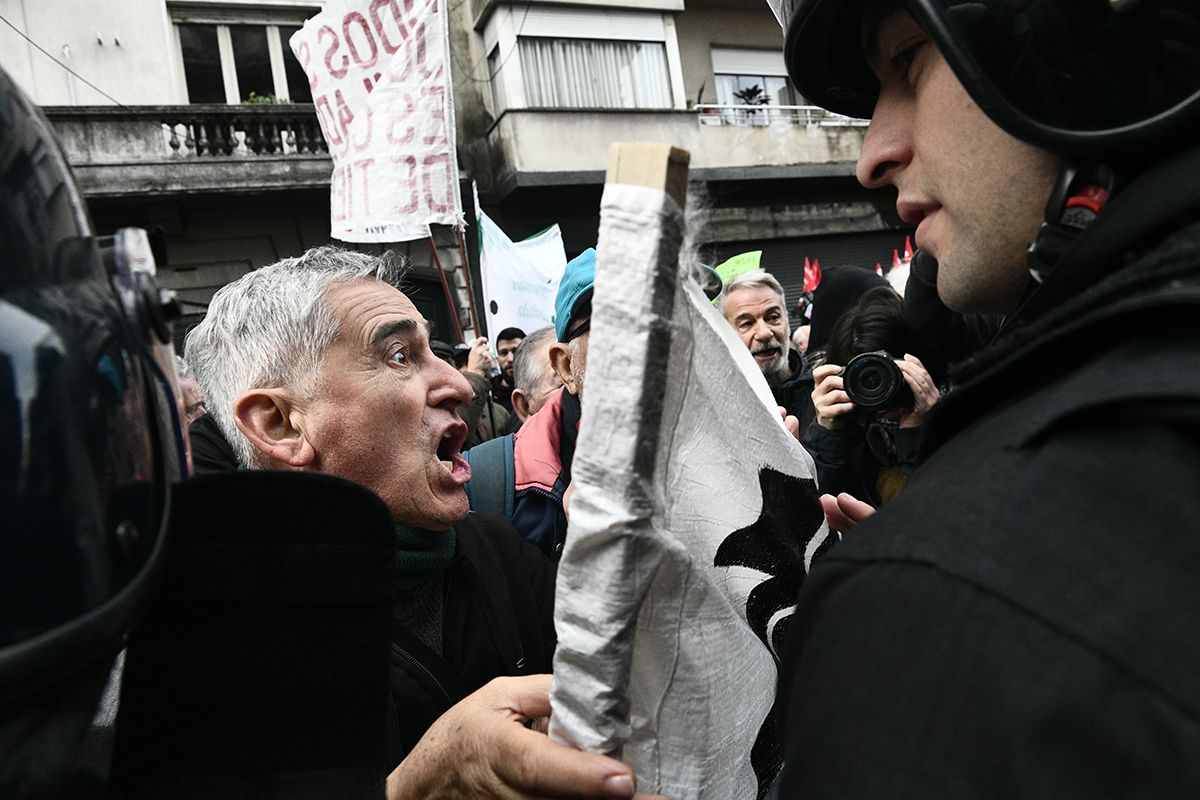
463;249;595;559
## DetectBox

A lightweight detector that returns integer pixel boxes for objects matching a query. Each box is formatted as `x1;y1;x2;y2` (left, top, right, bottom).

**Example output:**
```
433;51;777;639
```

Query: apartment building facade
0;0;909;336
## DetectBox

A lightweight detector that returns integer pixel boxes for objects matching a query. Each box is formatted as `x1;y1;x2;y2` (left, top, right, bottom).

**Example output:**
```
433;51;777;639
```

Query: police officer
769;0;1200;795
0;64;187;794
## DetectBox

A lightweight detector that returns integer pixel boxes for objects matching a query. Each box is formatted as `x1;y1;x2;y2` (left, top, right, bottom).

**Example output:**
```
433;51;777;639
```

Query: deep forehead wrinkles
327;279;428;350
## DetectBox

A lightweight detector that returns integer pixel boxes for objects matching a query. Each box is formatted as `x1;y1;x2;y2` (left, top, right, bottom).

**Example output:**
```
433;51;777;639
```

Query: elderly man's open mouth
752;345;782;363
437;421;473;483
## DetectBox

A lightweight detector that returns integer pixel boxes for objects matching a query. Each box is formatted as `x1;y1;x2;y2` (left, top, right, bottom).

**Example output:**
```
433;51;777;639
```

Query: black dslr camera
841;351;913;412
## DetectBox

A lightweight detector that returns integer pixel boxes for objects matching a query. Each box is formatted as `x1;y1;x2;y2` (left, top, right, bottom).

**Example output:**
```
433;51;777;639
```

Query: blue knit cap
554;248;596;342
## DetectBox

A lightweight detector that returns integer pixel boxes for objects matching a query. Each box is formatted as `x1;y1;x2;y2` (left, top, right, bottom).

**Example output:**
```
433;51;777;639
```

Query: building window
484;6;681;112
714;73;799;108
487;46;507;114
173;7;315;104
710;47;802;107
519;38;672;109
178;24;224;103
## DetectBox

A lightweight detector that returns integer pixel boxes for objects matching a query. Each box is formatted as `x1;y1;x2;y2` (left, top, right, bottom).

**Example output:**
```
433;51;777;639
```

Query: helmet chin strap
1026;163;1115;284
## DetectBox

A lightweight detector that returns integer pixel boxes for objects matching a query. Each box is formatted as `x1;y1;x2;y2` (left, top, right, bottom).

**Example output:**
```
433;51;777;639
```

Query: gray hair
174;355;193;380
719;269;787;314
184;246;406;469
512;325;557;392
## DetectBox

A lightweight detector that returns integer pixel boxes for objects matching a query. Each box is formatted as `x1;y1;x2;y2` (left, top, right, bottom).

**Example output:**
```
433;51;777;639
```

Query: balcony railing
161;105;329;158
695;104;868;128
44;104;334;196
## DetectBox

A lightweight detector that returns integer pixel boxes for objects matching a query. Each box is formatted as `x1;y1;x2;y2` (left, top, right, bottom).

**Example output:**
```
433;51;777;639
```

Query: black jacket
778;144;1200;797
771;350;815;436
802;420;921;506
388;512;556;759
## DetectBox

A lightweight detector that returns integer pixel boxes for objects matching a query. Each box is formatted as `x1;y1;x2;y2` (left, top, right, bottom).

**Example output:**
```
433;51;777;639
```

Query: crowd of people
4;0;1199;796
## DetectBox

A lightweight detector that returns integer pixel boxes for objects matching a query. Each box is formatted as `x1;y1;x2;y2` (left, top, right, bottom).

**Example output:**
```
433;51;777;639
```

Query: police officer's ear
233;389;315;468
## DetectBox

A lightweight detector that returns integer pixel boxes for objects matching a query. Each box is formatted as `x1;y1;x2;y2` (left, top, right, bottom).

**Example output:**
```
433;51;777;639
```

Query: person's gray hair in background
510;325;564;422
184;246;405;469
719;269;788;314
513;327;557;387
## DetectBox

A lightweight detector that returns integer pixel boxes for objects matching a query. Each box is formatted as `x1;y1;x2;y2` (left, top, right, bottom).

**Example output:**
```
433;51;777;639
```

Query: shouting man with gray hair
185;246;653;800
721;268;814;433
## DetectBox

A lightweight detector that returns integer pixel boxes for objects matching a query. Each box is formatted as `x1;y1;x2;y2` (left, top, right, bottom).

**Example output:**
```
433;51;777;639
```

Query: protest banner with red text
289;0;463;242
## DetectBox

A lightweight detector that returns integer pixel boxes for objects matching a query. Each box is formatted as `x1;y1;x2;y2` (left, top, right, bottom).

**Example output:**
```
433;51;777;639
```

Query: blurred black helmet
0;65;185;786
774;0;1200;157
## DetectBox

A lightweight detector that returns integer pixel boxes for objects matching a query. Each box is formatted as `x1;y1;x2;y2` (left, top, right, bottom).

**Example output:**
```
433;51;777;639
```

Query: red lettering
387;39;413;83
422;152;452;213
342;12;379;69
421;85;447;145
319;25;348;80
332;89;355;154
314;94;344;146
354;158;374;216
331;163;349;222
415;22;432;80
296;41;316;90
391;155;419;214
369;0;413;54
386;94;416;145
351;103;373;152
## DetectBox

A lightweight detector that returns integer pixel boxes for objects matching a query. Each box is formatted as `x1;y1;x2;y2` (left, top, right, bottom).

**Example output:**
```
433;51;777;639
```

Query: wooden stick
605;143;690;209
428;235;463;342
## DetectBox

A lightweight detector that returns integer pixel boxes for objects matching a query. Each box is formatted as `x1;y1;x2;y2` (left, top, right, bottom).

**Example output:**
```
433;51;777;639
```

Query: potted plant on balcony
732;84;770;127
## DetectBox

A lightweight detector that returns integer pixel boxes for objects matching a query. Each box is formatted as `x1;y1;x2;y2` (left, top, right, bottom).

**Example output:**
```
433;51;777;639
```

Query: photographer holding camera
804;286;940;505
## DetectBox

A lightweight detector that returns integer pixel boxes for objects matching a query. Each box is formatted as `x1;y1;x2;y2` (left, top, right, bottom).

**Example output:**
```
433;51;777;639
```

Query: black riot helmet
0;65;186;788
773;0;1200;158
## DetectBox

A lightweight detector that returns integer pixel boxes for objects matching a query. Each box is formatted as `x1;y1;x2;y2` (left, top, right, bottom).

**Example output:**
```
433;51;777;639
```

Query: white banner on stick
476;190;567;339
289;0;463;243
549;161;831;798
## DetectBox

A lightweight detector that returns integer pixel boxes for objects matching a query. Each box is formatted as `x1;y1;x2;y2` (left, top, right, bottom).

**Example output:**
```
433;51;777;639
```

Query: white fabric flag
550;181;832;799
289;0;463;243
475;191;567;338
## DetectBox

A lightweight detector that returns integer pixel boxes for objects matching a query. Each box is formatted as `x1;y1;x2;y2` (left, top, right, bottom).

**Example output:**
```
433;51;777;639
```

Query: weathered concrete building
1;0;908;337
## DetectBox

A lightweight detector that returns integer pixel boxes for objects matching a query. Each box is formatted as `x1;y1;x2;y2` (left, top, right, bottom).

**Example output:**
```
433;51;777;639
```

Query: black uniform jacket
777;144;1200;797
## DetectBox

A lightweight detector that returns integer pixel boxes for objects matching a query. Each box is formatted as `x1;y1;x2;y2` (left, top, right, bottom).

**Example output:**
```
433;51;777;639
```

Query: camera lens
841;352;913;411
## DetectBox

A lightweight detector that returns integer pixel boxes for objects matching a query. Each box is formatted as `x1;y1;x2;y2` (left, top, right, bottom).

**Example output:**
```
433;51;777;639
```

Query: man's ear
549;342;578;395
233;389;315;468
511;388;531;422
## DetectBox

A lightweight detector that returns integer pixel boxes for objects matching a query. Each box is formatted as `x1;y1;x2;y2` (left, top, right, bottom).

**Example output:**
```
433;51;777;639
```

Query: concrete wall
46;106;333;196
489;109;863;175
0;0;182;105
673;4;784;106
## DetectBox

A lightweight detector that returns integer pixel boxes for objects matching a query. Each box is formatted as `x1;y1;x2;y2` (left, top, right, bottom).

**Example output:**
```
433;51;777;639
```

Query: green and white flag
476;188;567;338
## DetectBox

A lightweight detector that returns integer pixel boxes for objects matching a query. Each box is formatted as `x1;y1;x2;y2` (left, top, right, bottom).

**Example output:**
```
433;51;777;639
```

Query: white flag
550;180;832;799
289;0;463;243
475;189;567;339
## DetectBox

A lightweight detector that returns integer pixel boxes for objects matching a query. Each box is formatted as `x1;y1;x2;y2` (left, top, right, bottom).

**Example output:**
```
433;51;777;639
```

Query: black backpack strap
462;434;515;517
